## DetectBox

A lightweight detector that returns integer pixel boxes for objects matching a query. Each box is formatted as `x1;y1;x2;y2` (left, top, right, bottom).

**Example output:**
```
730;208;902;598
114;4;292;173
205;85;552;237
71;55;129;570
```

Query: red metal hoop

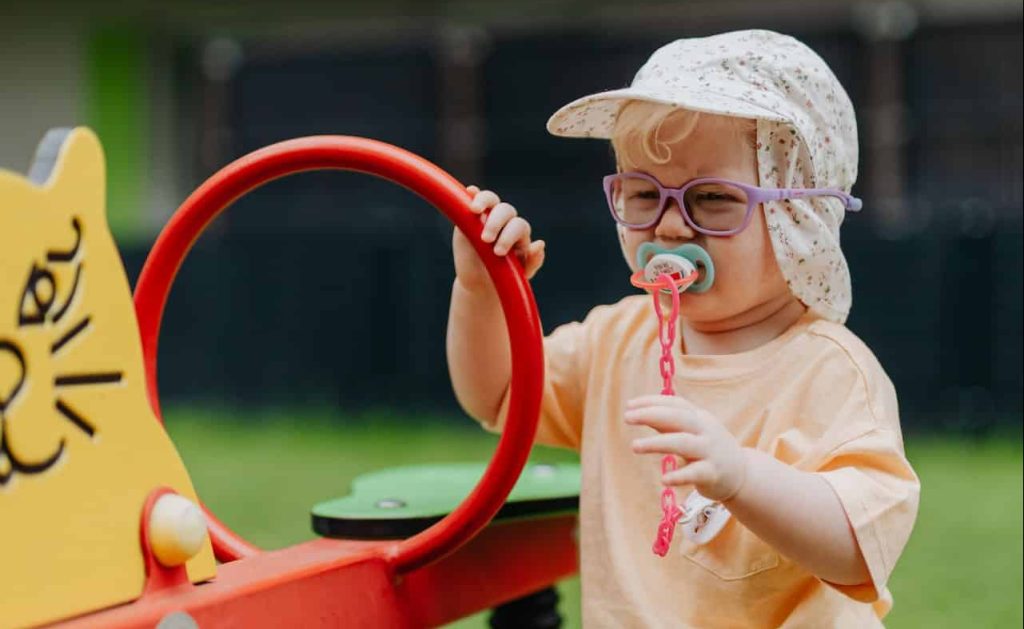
133;136;544;574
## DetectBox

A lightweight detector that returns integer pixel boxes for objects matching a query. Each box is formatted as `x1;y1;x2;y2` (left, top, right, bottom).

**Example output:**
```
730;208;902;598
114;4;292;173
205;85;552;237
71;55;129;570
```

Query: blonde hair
610;101;756;170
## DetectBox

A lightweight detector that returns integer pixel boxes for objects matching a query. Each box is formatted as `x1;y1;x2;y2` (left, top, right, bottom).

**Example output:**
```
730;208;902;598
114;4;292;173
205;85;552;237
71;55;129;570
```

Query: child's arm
447;186;545;424
627;395;871;586
717;449;870;585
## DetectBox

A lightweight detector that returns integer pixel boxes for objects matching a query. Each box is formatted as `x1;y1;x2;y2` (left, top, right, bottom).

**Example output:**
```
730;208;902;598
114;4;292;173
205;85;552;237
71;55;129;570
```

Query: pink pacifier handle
629;269;699;293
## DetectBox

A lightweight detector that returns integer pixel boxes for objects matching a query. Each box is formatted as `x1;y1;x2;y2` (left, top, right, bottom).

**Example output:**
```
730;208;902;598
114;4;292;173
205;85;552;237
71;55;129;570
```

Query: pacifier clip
630;245;720;557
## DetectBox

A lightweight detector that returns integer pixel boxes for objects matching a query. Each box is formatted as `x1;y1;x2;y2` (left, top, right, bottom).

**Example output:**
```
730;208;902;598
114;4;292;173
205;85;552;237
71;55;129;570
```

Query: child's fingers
481;202;517;243
464;185;485;224
470;190;501;214
662;460;715;487
624;405;703;434
494;217;531;256
632;433;706;459
523;240;546;279
627;395;697;410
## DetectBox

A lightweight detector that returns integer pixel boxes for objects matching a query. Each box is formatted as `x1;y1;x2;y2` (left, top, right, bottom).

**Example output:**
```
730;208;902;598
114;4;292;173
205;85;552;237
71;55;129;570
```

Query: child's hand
453;185;546;292
625;395;748;502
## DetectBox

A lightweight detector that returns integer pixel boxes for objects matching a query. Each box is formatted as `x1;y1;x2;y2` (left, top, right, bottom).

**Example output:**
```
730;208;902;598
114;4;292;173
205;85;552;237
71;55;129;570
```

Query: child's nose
654;199;696;240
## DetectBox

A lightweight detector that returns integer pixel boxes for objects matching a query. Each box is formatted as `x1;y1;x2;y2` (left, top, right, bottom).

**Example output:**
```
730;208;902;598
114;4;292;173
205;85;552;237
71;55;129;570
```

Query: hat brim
546;87;789;139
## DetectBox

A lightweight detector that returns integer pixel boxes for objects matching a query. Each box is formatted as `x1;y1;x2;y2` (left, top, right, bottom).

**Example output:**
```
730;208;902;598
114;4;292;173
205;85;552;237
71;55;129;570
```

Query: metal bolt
157;611;199;629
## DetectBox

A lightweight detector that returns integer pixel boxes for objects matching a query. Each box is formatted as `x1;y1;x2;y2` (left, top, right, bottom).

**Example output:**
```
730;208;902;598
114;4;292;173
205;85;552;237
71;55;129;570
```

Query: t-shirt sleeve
817;425;920;603
792;326;920;603
486;318;590;450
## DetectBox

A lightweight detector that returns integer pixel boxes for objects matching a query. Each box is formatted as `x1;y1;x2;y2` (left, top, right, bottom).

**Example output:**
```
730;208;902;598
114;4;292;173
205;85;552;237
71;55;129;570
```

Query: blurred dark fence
122;18;1023;431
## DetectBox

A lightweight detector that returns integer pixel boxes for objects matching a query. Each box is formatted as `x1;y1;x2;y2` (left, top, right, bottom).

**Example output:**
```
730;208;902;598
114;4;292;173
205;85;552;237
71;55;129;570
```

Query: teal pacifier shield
636;243;715;293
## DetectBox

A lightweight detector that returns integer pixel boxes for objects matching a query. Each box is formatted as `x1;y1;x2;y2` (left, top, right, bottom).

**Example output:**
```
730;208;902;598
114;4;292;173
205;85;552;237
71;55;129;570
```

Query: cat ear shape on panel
0;128;216;628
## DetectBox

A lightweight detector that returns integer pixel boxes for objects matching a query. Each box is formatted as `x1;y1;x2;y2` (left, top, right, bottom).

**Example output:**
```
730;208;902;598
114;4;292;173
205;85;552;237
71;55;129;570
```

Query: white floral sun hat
548;29;859;323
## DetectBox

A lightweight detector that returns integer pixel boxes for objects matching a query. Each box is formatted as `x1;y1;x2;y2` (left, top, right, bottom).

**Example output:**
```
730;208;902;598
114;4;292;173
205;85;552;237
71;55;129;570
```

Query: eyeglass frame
602;172;863;236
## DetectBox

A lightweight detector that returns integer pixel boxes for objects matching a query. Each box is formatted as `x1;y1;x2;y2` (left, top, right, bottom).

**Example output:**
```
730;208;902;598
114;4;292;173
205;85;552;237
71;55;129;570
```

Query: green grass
886;435;1022;628
164;407;1022;628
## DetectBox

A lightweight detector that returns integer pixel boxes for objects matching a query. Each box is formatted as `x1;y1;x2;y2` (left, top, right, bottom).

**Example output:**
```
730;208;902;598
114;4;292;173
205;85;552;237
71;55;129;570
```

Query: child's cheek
708;224;781;308
618;227;647;273
701;240;758;304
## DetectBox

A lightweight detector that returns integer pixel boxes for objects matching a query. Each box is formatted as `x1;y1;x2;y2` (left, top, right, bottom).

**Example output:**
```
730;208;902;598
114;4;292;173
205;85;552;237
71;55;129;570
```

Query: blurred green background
164;407;1023;628
2;0;1020;429
2;0;1021;626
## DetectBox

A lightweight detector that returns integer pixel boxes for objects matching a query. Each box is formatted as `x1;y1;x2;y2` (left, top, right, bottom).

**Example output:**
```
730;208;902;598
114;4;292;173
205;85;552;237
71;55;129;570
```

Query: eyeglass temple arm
774;188;863;212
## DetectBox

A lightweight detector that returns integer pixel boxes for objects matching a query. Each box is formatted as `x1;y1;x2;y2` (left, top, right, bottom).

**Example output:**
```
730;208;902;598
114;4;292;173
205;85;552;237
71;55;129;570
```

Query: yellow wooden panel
0;128;216;628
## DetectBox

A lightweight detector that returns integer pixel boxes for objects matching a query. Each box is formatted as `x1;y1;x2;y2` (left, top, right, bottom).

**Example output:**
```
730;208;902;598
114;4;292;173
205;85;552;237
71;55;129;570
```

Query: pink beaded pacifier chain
630;243;716;557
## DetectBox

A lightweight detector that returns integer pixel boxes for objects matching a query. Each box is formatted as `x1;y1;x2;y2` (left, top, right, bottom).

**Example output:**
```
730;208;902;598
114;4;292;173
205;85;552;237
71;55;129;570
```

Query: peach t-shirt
489;295;919;628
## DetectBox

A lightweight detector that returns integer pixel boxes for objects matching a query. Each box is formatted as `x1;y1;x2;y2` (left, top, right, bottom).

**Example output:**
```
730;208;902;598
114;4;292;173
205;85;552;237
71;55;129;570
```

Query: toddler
447;30;919;628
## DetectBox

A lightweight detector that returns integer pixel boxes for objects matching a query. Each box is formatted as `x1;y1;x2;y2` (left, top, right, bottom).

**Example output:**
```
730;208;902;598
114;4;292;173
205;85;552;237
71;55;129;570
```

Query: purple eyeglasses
603;172;862;236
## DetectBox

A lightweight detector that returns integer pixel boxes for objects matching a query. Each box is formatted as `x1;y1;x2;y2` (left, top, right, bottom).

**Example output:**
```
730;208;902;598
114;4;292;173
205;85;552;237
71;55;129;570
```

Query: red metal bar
132;136;545;573
56;540;409;628
398;515;579;627
55;516;579;628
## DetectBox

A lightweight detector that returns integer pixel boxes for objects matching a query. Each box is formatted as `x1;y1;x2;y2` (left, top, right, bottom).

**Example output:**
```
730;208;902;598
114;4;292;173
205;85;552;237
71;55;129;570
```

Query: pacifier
630;243;715;294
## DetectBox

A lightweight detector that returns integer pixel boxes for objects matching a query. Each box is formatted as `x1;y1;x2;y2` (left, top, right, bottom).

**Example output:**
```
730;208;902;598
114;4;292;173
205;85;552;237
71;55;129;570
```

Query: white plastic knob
148;493;208;567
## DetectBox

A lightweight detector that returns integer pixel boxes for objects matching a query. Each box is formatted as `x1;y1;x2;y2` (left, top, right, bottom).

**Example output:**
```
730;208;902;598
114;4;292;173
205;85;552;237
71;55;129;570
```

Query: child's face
617;114;793;324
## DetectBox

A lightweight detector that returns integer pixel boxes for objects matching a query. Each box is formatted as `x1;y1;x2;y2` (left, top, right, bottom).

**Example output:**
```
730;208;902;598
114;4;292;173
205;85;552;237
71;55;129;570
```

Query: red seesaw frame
133;136;545;574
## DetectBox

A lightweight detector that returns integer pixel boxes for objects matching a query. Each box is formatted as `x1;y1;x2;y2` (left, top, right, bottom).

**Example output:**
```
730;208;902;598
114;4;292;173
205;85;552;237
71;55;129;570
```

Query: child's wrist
453;275;499;301
719;447;753;504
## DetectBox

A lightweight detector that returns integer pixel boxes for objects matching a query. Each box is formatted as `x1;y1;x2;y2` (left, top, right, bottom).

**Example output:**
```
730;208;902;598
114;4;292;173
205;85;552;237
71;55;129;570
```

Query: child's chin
659;289;707;310
673;293;727;321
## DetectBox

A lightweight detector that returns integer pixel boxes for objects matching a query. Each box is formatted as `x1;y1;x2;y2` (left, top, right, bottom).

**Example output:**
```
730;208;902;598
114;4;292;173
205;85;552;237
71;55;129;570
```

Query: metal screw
157;611;199;629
